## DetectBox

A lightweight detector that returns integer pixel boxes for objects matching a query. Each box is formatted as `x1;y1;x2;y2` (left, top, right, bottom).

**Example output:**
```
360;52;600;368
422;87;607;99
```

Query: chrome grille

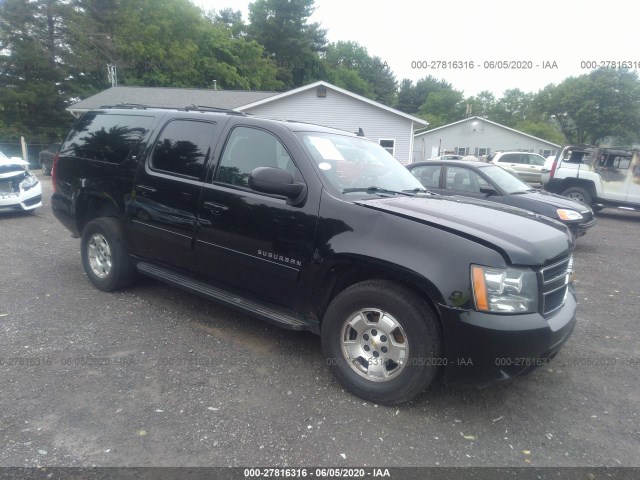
540;256;571;316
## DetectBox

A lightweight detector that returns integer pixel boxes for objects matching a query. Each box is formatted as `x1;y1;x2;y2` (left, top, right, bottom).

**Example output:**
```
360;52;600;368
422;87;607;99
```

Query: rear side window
60;113;153;164
410;165;441;188
150;120;216;178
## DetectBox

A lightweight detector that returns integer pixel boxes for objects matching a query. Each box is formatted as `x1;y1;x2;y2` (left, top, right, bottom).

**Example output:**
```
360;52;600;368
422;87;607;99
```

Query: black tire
561;186;592;206
80;217;136;292
321;280;442;405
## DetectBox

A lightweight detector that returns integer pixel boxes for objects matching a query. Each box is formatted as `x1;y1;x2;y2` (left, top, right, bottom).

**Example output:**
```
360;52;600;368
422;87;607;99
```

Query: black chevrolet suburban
52;106;577;405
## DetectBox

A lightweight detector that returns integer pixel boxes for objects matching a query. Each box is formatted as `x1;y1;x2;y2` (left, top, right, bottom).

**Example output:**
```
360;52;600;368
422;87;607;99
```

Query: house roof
414;116;560;147
67;86;279;113
67;81;428;126
239;81;428;126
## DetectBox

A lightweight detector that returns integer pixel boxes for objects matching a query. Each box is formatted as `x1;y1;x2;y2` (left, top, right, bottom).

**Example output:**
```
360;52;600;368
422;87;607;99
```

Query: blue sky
193;0;638;97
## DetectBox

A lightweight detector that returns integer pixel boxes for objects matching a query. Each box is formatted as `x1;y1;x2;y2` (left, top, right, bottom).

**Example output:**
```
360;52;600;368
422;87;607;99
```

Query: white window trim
379;138;396;157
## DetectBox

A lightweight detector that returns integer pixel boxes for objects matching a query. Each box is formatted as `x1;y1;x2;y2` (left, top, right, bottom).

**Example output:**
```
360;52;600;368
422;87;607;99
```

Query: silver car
488;151;547;183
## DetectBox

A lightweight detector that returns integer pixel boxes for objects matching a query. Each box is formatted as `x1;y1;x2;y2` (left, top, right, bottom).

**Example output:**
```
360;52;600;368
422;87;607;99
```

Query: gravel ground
0;174;638;468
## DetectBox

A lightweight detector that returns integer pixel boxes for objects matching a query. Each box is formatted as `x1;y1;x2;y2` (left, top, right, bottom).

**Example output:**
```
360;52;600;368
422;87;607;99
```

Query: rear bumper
438;285;577;384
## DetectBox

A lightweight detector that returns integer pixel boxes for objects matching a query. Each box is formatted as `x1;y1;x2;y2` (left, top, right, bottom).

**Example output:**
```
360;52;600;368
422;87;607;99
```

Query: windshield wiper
342;186;417;196
403;187;435;195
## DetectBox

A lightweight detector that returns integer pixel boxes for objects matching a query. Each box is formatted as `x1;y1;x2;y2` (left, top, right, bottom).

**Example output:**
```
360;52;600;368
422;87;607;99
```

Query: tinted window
151;120;216;178
61;113;153;164
410;165;441;188
216;127;298;187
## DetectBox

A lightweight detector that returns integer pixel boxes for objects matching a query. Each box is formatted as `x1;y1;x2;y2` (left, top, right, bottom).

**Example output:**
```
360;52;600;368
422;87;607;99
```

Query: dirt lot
0;175;638;468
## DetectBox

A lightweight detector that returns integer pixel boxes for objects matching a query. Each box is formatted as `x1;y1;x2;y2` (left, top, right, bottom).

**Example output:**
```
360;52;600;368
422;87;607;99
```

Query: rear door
128;117;222;272
194;121;319;310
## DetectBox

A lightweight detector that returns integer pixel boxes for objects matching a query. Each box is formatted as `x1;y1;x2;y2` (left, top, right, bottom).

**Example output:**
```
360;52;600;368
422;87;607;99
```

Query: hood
514;190;592;213
355;195;573;266
0;157;30;178
0;157;29;168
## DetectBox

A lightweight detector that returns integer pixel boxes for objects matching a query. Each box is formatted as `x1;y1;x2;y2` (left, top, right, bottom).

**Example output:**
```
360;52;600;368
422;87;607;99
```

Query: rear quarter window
60;113;154;164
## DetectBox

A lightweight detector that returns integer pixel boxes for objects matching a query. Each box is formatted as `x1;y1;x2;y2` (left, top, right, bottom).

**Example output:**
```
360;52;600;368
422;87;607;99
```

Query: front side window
446;166;481;193
527;154;546;166
150;120;216;178
216;127;298;188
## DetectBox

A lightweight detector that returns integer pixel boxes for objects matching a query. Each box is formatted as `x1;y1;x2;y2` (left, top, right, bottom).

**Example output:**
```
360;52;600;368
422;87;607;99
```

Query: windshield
481;165;533;194
296;132;424;195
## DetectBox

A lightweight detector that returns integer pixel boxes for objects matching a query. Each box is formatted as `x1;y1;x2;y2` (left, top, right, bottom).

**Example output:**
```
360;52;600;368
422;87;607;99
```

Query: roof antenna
356;127;365;136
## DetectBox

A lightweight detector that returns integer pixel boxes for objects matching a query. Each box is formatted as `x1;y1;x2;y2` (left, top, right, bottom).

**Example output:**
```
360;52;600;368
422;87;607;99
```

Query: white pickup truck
543;145;640;211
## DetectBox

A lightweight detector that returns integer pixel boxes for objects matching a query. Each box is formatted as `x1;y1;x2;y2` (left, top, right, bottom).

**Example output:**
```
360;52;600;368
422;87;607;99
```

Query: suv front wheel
561;186;592;206
81;218;136;291
321;280;442;405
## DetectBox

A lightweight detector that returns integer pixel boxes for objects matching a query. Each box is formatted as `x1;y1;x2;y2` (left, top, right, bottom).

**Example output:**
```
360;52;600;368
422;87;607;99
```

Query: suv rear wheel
321;280;441;405
81;218;136;291
561;186;592;206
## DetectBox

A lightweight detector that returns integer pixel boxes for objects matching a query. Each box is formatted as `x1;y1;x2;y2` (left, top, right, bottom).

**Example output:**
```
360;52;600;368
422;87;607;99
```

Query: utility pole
107;64;118;87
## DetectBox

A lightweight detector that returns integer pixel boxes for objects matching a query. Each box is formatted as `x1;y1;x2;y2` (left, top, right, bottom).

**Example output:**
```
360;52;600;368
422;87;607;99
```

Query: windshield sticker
308;136;346;161
318;162;332;171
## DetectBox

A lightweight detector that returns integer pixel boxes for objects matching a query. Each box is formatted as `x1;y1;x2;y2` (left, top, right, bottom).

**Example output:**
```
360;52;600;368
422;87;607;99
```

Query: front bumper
0;183;42;212
438;285;577;384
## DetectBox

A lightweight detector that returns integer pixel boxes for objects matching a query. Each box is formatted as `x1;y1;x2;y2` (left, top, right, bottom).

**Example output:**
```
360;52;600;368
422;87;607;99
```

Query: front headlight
557;209;583;221
20;173;39;190
471;265;538;313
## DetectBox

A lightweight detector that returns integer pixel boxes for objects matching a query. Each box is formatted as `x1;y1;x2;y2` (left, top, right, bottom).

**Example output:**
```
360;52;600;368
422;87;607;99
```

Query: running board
136;262;310;331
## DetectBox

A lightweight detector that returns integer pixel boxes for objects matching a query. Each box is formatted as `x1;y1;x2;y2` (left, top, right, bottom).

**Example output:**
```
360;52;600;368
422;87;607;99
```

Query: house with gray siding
67;81;427;164
413;116;560;162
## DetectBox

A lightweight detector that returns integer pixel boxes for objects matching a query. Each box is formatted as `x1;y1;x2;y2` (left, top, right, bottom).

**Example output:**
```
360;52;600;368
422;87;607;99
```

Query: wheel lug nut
371;329;378;336
381;347;388;353
364;345;370;352
380;335;387;342
363;334;369;341
373;351;379;358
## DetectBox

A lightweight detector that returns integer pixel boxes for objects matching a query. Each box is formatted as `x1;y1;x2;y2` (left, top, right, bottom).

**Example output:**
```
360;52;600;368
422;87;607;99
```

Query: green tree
247;0;327;89
323;41;396;104
395;76;455;115
417;89;465;128
0;0;73;142
537;69;640;144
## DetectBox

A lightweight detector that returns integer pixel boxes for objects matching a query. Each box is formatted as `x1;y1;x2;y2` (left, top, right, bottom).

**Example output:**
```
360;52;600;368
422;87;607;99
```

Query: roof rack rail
184;105;246;116
99;103;155;109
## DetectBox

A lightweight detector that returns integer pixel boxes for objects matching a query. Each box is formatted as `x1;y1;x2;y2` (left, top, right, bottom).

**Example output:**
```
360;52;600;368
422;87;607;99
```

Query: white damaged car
0;151;42;213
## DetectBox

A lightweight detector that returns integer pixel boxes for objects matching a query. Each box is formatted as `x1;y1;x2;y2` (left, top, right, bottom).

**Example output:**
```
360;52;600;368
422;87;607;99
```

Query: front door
194;125;318;310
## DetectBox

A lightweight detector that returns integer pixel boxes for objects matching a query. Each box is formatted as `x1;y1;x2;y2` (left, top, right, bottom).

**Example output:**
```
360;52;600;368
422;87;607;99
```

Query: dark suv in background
51;106;577;405
39;142;60;175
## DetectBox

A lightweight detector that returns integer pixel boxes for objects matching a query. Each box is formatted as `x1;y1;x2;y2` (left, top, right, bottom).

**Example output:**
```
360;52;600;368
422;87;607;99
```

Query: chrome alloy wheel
87;233;112;278
340;308;408;382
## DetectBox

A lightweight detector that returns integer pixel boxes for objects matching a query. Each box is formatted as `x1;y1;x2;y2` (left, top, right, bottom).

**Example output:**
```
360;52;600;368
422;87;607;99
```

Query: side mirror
480;186;498;196
249;167;307;205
